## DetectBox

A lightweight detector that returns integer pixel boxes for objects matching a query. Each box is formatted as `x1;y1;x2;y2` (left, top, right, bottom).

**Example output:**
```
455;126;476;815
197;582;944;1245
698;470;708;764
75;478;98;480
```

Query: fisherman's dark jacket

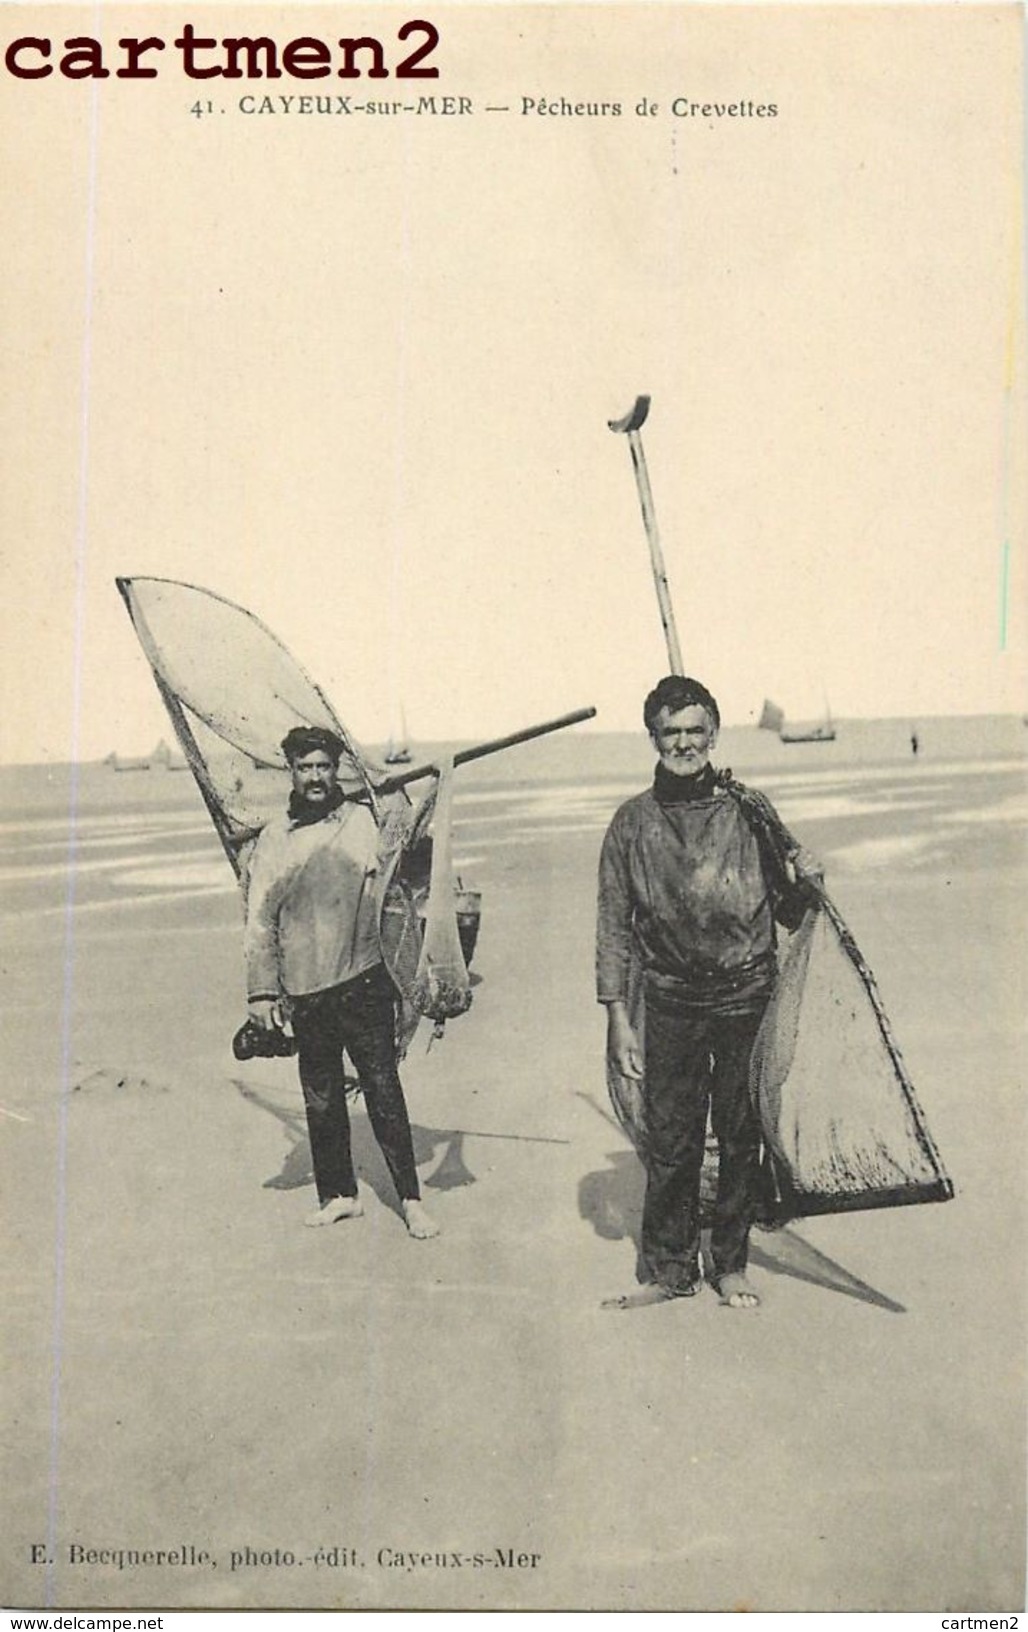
596;767;811;1009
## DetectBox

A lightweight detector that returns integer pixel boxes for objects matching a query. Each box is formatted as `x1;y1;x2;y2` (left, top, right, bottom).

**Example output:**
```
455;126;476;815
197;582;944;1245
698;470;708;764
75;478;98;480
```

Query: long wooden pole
608;395;684;675
376;706;596;792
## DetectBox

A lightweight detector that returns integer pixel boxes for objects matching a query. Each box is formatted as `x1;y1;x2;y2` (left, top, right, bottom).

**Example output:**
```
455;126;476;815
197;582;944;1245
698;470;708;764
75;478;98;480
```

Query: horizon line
1;708;1025;773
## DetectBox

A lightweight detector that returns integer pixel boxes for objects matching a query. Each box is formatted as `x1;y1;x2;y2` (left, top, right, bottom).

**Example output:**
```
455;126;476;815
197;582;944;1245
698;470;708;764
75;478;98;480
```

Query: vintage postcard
2;2;1025;1615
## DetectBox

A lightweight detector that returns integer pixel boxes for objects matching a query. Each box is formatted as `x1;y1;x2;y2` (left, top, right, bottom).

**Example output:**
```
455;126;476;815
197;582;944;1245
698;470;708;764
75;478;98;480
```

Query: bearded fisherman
596;676;821;1307
244;725;438;1239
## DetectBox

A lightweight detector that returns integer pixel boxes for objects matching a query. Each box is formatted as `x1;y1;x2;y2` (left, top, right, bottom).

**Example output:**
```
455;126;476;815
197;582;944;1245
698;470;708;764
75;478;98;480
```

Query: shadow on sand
228;974;491;1214
231;1076;479;1220
577;1101;905;1314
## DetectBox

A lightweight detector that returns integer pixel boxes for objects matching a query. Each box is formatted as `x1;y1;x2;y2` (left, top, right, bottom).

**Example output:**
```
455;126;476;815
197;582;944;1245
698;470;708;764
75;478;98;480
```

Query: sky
2;3;1025;763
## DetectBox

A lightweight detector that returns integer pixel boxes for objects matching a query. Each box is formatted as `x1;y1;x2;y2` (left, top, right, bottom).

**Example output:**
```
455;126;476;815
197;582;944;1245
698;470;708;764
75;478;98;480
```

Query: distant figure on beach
910;729;920;756
596;676;821;1308
243;725;438;1239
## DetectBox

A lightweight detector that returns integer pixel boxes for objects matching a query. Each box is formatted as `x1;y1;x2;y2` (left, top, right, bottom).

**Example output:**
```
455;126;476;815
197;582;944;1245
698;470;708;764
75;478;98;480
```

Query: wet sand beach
2;718;1025;1611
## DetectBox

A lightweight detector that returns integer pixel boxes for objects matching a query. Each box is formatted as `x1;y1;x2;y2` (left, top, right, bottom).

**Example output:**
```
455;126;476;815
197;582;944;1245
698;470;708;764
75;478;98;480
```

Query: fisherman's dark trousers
290;962;421;1206
641;982;769;1293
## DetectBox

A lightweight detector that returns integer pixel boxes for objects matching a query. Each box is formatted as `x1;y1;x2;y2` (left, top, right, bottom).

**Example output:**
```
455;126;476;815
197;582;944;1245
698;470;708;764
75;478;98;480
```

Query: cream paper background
2;2;1025;1616
2;3;1024;761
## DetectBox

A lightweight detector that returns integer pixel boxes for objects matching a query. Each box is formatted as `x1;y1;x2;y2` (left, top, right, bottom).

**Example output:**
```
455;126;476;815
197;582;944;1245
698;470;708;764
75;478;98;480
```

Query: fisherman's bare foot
304;1195;363;1228
601;1281;700;1310
714;1272;760;1309
402;1199;440;1239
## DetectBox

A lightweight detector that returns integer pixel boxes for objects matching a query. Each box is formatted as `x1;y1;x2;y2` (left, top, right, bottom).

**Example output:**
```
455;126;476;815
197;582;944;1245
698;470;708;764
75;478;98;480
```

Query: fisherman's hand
247;998;279;1032
606;1005;643;1081
789;846;825;889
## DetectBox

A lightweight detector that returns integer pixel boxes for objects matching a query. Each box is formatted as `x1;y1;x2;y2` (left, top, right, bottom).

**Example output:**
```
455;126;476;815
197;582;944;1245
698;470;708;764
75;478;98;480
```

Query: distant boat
780;717;836;744
104;738;189;772
758;697;836;744
757;699;786;733
383;703;413;765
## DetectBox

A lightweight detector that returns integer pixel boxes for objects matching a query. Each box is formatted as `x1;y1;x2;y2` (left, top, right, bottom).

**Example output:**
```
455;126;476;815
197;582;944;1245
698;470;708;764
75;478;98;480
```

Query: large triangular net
751;895;952;1217
117;576;381;869
116;575;446;1046
607;893;953;1223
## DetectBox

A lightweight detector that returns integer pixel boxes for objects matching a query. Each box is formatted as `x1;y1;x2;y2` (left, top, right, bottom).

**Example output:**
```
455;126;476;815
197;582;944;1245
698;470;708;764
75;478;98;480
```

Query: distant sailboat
759;696;836;744
757;699;786;734
384;703;413;766
104;738;189;771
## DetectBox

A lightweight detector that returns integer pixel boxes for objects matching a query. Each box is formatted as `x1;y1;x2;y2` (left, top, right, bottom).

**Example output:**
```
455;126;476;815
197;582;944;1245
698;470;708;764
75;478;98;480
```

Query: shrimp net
607;892;953;1224
116;576;384;865
116;575;440;1049
751;893;953;1219
409;757;473;1022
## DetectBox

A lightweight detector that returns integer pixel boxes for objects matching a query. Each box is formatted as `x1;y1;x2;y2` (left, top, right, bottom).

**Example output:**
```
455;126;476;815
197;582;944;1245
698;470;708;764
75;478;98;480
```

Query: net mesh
606;899;953;1223
752;897;952;1218
119;577;374;814
376;788;438;1053
410;757;473;1022
169;702;291;863
117;575;426;1046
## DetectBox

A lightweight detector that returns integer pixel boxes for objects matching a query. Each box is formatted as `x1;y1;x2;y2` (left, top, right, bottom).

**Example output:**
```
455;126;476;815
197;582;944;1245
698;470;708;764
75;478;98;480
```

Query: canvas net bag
409;757;473;1023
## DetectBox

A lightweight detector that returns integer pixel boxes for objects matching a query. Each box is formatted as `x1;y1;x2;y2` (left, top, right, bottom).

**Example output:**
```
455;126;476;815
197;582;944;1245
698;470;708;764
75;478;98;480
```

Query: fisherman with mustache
244;725;438;1239
596;676;821;1307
